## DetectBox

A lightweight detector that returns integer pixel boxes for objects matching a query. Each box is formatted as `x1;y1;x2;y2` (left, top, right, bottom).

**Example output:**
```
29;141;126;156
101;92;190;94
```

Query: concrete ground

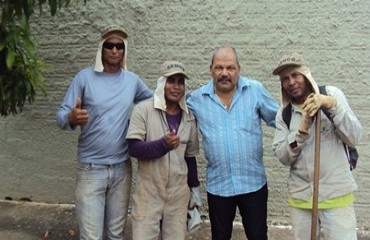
0;200;369;240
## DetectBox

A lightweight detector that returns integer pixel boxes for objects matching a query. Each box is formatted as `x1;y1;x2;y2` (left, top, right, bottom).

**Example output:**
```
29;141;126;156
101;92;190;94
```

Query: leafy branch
0;0;87;117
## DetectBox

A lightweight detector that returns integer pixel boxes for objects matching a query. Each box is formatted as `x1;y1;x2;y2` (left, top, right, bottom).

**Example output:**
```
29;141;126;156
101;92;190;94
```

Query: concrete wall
0;0;369;230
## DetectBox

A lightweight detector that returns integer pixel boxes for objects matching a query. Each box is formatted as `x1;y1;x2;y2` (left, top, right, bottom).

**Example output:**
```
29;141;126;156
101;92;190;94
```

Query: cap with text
160;61;189;79
272;52;306;75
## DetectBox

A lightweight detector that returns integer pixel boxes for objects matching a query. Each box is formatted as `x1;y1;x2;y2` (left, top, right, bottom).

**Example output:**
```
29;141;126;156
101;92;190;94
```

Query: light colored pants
131;177;190;240
75;161;132;240
291;205;357;240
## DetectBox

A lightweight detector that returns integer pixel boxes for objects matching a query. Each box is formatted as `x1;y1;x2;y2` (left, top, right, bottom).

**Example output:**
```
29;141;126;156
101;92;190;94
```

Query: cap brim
272;63;301;75
102;30;128;39
163;71;189;79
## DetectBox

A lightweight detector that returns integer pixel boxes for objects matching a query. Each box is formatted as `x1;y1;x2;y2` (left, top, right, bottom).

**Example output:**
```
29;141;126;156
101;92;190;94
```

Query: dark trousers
207;184;268;240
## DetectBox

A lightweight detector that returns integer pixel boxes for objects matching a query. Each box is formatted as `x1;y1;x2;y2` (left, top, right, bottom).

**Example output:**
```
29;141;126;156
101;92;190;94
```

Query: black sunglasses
103;42;125;50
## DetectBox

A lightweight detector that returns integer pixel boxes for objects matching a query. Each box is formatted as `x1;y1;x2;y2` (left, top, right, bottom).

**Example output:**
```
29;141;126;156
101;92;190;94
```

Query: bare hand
68;98;89;126
164;129;180;149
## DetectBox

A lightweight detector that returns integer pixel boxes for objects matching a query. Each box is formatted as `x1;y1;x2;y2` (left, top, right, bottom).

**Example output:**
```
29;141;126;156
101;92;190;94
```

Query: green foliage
0;0;87;117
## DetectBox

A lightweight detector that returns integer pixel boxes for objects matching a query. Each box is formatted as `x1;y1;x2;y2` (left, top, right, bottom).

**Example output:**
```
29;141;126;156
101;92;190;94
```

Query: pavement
0;199;369;240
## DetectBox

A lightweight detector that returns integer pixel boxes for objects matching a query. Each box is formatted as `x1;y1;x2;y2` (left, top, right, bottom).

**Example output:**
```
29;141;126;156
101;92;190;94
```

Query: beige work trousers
132;176;190;240
291;205;357;240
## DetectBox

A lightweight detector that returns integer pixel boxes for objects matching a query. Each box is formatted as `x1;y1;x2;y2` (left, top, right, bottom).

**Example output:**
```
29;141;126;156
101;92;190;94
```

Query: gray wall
0;0;369;229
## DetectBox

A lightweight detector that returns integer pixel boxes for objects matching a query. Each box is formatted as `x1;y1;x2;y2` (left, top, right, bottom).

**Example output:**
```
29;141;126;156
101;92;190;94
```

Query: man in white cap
56;25;153;240
126;61;201;240
272;52;362;240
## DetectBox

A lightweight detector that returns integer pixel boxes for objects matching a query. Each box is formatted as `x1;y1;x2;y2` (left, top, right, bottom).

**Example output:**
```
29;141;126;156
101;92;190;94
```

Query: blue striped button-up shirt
187;76;278;197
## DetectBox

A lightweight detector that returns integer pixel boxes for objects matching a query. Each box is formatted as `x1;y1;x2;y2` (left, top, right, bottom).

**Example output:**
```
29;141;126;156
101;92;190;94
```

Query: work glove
302;93;337;117
187;186;202;232
298;110;313;135
189;186;202;209
187;207;202;232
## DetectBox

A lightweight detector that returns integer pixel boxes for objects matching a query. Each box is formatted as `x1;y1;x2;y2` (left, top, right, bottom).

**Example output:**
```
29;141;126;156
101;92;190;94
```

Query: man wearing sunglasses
56;25;153;240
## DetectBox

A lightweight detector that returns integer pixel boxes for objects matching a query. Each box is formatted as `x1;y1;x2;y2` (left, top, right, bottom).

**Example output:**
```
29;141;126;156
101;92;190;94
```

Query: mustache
218;76;231;82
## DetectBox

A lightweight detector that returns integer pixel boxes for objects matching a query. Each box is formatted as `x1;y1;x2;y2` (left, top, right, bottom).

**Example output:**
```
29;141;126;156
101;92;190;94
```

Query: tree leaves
48;0;57;16
5;48;15;69
0;0;88;117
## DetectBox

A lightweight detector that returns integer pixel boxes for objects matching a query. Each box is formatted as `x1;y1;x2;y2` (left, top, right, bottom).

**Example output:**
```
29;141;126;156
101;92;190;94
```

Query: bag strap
318;86;332;121
282;103;292;129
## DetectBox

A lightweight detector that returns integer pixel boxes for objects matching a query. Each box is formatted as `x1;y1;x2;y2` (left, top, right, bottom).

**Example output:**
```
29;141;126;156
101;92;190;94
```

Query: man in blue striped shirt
187;46;279;240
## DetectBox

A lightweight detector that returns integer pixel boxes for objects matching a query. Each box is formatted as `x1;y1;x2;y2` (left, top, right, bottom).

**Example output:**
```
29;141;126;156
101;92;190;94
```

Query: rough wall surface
0;0;369;230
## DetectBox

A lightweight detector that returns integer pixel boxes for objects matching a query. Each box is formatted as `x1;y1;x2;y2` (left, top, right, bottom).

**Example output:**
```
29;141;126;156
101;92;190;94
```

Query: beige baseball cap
272;52;306;75
101;25;128;39
160;61;189;78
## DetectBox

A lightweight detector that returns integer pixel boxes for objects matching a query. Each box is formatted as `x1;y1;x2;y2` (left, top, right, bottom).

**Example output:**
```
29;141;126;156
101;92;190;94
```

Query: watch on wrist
290;141;298;149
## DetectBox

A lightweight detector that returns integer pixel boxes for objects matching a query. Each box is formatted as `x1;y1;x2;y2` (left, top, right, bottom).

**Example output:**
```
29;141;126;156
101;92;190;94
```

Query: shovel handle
311;111;321;240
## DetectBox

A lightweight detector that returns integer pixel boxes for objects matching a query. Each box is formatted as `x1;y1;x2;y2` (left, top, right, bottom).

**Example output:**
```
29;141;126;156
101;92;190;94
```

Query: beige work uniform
127;98;199;240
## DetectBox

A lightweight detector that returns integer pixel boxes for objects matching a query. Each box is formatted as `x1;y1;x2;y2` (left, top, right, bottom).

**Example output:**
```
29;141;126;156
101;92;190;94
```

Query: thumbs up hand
164;129;180;149
75;98;82;109
68;98;89;126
